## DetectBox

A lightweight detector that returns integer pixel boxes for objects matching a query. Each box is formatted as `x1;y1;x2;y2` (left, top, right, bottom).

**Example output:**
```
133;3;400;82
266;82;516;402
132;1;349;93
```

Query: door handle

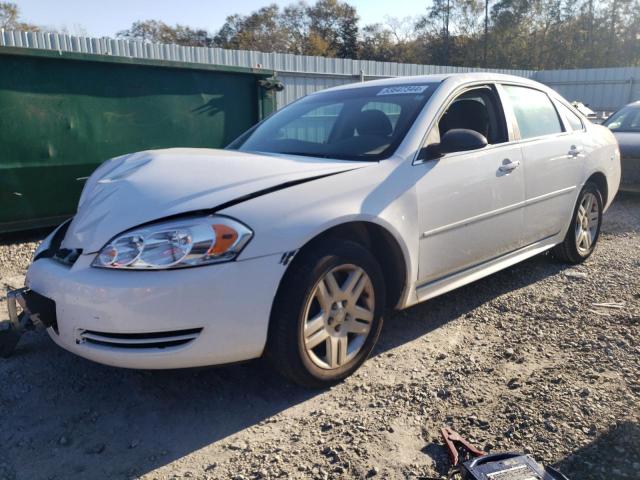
498;159;520;173
568;145;582;157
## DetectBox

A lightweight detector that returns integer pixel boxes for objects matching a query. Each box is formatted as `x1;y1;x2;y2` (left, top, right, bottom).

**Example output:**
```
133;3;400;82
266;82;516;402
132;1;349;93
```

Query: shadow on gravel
1;334;319;479
553;421;640;479
377;252;569;355
2;195;637;480
601;192;640;235
0;254;572;480
378;192;640;355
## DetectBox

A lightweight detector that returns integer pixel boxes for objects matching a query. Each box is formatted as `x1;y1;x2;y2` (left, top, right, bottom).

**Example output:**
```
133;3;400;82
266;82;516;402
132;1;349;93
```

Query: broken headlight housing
92;215;252;270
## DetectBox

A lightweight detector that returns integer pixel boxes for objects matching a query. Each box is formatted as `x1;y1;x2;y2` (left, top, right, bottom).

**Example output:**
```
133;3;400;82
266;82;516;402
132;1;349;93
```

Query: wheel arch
278;220;410;311
585;171;608;206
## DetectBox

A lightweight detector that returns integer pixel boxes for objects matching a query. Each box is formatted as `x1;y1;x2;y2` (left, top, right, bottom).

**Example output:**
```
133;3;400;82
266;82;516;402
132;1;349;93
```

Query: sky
15;0;431;38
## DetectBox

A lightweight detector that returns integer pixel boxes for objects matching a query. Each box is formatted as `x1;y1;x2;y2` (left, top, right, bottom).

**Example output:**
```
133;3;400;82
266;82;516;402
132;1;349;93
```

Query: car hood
613;132;640;158
62;148;371;253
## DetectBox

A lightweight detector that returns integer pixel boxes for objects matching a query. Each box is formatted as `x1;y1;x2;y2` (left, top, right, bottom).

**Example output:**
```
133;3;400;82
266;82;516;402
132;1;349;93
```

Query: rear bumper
25;252;286;369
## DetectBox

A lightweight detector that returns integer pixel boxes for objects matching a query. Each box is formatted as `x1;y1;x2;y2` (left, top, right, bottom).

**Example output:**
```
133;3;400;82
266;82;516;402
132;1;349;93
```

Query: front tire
267;240;385;388
552;182;603;263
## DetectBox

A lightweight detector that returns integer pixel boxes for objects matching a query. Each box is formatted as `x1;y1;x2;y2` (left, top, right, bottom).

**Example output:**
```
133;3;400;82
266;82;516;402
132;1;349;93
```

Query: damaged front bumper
1;287;57;357
4;217;287;368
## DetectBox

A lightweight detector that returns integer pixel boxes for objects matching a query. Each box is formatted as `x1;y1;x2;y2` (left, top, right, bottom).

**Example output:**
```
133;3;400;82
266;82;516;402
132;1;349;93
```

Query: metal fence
1;29;638;112
535;67;640;113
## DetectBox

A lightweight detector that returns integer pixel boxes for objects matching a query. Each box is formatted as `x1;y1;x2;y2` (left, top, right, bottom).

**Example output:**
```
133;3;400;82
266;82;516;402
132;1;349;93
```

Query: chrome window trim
498;83;567;141
553;98;587;133
412;81;510;165
412;79;575;166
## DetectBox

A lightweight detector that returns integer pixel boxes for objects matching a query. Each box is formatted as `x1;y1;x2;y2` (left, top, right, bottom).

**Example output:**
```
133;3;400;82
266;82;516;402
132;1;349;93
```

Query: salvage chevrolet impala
6;73;620;387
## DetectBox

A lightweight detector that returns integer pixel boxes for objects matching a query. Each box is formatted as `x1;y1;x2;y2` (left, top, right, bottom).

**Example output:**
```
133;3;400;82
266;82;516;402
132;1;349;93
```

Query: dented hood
62;148;369;253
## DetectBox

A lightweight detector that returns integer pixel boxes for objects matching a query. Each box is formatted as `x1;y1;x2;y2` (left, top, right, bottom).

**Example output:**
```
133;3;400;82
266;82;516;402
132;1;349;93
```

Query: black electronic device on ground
440;428;570;480
461;452;570;480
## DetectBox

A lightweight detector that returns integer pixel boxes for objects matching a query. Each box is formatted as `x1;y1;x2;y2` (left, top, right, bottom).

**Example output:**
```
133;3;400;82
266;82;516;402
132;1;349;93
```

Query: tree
117;20;214;47
281;2;311;55
305;0;359;57
214;4;291;52
360;18;423;63
360;23;397;61
483;0;490;66
211;0;360;58
113;0;640;69
419;0;454;64
0;2;39;31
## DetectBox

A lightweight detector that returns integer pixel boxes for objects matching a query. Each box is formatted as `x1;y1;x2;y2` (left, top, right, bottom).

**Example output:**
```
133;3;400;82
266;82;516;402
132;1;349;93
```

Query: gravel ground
0;194;638;480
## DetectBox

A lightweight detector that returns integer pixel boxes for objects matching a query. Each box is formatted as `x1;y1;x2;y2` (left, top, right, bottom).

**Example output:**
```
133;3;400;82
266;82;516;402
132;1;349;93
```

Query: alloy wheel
575;191;600;255
302;264;375;370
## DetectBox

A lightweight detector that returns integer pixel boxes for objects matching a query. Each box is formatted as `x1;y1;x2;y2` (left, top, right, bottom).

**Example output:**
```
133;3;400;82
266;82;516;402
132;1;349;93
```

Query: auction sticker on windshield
377;85;430;96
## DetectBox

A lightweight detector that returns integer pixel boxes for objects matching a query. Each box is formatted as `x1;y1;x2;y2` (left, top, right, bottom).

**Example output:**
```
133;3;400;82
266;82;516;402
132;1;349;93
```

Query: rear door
499;84;583;245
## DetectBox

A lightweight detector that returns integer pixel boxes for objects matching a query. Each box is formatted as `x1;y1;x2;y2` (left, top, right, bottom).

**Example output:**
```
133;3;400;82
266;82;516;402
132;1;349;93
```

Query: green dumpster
0;46;278;232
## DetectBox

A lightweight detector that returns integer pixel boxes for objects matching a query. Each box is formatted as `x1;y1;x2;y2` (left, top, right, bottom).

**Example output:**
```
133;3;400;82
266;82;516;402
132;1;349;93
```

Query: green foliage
117;20;214;47
0;2;39;31
3;0;639;68
111;0;640;69
307;0;360;57
212;0;360;57
417;0;640;68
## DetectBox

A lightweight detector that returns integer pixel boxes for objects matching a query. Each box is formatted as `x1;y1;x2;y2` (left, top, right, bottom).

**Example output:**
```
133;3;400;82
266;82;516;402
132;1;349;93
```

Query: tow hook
1;288;49;358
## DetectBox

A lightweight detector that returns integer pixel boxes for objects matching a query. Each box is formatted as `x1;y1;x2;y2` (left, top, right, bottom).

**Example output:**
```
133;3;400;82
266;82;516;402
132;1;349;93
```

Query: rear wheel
552;182;603;263
268;240;385;388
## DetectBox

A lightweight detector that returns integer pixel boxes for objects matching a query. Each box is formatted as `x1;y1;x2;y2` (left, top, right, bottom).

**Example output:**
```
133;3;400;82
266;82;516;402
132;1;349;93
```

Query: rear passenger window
503;85;564;139
556;102;584;131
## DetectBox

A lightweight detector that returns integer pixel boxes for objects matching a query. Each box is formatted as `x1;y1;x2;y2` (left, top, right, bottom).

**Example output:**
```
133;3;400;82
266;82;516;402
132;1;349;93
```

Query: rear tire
267;239;385;388
551;182;603;263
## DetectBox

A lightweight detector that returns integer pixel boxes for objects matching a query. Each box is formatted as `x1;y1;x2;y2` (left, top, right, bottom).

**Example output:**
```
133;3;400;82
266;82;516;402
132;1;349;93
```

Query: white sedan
11;73;620;387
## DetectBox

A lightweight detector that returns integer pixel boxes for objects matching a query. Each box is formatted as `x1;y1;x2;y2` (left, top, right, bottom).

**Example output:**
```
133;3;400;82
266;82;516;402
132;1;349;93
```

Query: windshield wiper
278;151;376;162
279;151;331;158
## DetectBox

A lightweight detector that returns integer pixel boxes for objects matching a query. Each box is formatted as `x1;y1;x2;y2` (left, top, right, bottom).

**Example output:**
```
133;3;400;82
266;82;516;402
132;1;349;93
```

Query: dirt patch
1;194;638;480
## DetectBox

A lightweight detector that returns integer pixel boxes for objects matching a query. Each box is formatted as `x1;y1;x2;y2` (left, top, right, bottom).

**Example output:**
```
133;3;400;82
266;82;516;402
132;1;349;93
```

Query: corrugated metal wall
535;67;640;112
1;29;637;111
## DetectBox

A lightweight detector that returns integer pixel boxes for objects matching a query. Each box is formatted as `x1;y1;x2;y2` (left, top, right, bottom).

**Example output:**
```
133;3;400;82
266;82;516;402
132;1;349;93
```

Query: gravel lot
1;194;638;480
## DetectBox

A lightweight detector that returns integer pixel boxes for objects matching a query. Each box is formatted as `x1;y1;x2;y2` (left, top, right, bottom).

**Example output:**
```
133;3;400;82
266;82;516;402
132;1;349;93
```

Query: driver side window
437;86;508;145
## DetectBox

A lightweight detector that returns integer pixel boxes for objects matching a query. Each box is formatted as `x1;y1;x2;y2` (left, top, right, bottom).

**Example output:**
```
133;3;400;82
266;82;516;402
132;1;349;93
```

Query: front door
415;84;526;287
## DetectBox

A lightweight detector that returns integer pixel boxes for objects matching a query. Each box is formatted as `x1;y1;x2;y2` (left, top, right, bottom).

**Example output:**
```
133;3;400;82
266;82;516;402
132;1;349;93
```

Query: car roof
316;72;550;95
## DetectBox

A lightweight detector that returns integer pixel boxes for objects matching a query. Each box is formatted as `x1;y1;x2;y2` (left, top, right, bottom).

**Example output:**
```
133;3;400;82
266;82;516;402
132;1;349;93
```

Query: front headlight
92;215;253;270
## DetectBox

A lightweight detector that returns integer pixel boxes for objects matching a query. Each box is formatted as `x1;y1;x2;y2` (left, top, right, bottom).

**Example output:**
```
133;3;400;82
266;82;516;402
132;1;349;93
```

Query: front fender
221;159;421;307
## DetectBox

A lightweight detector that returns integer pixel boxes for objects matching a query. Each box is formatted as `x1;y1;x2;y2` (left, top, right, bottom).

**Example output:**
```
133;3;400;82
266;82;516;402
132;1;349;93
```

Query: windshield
228;82;440;161
604;105;640;132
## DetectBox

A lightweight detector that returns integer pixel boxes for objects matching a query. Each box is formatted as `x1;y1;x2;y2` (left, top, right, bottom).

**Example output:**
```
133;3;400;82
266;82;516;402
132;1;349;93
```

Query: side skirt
414;234;561;304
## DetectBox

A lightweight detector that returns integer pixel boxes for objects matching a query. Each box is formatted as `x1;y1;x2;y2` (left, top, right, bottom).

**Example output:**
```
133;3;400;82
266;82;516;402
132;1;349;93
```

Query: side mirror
437;129;488;155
